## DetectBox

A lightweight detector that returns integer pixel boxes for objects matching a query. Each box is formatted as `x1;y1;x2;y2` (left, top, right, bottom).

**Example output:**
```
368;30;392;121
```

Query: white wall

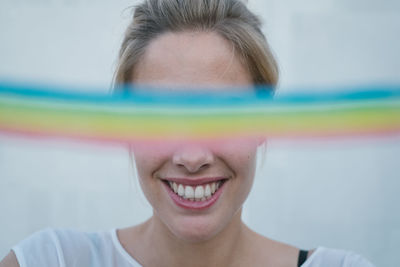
1;0;400;266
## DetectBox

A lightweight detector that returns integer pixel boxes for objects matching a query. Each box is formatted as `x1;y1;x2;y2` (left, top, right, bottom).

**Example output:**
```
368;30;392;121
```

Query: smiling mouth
162;178;228;202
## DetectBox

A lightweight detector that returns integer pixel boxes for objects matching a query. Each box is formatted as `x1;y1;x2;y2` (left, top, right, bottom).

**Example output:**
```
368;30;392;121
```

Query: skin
119;31;302;267
0;252;18;267
0;31;312;267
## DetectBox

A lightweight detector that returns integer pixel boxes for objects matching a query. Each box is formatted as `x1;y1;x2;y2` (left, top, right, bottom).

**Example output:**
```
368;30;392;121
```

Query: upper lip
161;177;228;186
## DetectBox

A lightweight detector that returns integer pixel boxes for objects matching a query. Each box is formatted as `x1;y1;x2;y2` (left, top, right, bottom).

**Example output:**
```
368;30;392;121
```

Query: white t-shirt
12;228;375;267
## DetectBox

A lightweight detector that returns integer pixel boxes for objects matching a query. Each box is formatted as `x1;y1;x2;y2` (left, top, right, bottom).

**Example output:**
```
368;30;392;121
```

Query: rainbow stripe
0;82;400;145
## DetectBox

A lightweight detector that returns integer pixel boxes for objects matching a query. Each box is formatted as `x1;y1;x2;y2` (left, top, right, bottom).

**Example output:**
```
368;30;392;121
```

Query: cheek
215;138;259;173
132;142;175;177
234;152;257;197
215;142;258;204
134;156;166;211
131;146;169;204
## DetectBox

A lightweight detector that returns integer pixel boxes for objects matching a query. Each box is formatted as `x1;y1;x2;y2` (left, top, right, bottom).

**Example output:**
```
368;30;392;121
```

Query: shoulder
303;247;375;267
12;228;115;267
12;228;61;267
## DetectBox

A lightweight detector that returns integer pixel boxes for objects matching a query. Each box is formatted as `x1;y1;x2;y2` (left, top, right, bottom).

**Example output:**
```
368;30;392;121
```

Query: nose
172;144;214;173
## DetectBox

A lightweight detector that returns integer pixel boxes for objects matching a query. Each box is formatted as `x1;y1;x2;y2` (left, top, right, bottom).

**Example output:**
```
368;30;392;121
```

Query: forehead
133;31;252;90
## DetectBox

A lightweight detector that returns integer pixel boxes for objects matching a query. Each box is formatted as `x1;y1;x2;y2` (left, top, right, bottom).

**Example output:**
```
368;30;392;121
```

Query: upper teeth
168;181;221;201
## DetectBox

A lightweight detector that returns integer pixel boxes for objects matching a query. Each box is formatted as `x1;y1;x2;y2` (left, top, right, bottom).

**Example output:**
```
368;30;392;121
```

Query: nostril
172;145;215;173
199;163;210;170
176;163;209;173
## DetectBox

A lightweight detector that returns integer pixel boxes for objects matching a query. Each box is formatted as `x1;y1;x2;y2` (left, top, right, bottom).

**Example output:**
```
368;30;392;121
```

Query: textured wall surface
1;0;399;266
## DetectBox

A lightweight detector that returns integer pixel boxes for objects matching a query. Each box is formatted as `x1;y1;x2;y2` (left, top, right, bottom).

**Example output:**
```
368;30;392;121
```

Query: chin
167;214;226;243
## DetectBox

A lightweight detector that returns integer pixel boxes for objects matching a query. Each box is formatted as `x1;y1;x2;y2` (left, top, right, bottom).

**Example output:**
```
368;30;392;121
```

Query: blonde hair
113;0;278;88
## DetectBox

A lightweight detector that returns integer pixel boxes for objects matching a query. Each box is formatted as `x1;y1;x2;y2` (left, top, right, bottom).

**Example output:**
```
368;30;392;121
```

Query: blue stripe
0;81;399;107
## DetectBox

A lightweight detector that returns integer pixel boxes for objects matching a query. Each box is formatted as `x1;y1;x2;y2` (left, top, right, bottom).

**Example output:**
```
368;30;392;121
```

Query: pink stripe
1;126;400;146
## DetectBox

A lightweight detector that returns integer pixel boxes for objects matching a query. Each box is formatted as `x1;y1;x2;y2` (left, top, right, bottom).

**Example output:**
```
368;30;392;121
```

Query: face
132;31;260;242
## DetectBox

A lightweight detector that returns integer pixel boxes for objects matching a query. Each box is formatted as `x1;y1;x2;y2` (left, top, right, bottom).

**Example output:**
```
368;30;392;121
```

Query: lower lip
162;181;226;210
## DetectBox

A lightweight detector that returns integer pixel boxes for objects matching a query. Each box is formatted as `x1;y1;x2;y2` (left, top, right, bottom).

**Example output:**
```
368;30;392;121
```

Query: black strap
297;250;308;267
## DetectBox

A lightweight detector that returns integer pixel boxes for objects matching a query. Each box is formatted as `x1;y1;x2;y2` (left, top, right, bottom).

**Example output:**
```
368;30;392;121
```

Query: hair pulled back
114;0;278;87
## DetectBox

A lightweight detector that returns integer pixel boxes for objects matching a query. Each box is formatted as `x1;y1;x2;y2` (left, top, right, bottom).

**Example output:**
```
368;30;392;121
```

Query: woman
1;0;374;266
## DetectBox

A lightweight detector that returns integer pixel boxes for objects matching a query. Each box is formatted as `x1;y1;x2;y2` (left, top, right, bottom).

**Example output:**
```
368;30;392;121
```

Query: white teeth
168;180;224;201
194;186;204;199
184;186;194;199
211;182;216;194
177;184;185;196
205;184;211;197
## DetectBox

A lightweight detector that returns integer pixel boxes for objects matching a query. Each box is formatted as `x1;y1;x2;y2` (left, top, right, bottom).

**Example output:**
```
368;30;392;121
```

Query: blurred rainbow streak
0;83;400;144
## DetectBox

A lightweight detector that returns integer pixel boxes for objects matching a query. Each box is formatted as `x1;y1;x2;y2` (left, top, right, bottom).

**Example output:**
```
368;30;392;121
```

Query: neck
141;209;248;267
